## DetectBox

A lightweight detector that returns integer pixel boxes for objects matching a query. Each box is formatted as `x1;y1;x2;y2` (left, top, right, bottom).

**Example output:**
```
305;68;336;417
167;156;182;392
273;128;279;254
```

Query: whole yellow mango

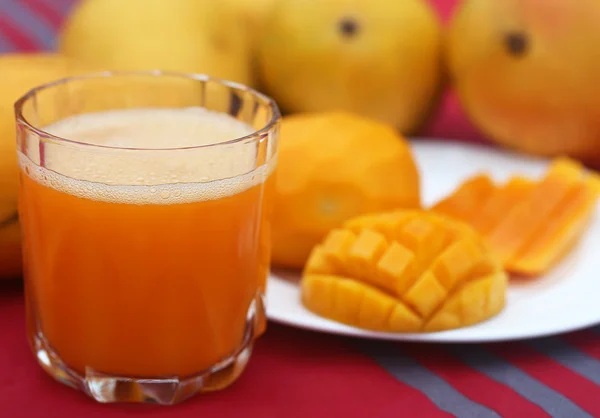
447;0;600;162
59;0;253;86
256;0;443;134
0;53;93;279
220;0;277;49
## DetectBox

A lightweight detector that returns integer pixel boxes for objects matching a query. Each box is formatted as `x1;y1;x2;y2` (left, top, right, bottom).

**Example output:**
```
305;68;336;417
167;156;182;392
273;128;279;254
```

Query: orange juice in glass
14;72;280;404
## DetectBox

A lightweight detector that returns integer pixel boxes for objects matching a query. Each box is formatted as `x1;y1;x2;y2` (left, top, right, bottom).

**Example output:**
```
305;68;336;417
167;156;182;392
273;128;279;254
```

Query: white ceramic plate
265;139;600;342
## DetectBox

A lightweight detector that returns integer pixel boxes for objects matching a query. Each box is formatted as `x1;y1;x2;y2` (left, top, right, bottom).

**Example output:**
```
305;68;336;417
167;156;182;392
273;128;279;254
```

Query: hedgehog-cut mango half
432;158;600;276
300;210;508;333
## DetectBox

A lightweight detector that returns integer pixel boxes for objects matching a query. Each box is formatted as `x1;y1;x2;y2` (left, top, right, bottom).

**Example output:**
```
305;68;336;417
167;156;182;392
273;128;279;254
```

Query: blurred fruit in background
272;112;421;269
447;0;600;163
0;52;93;279
221;0;277;49
256;0;444;134
58;0;254;86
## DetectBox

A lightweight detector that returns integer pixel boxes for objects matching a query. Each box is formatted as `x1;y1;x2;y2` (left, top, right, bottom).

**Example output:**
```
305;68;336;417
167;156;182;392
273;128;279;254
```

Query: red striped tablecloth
1;1;600;417
2;279;600;418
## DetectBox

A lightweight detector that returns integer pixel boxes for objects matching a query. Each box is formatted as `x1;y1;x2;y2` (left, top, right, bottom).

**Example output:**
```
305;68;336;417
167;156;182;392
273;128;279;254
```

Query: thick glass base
30;294;267;405
33;332;254;405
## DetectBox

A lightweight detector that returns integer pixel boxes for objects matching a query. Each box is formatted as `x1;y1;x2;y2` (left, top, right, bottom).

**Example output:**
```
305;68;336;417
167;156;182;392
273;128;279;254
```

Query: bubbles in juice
18;107;273;204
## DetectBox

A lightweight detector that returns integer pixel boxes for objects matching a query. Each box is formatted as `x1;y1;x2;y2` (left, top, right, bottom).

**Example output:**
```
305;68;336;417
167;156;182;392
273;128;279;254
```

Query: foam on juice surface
45;107;255;149
18;107;274;205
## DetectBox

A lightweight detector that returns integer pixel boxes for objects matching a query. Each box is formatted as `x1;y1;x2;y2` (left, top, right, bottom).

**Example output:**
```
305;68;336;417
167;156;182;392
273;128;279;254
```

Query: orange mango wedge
431;157;600;276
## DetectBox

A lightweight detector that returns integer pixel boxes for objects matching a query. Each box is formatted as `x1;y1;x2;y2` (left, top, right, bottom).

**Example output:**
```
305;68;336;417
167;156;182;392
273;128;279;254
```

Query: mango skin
447;0;600;163
272;112;420;269
257;0;444;133
59;0;253;86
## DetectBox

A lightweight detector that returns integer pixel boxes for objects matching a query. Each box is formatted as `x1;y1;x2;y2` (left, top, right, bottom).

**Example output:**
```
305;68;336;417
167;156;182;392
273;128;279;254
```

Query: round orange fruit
271;112;421;269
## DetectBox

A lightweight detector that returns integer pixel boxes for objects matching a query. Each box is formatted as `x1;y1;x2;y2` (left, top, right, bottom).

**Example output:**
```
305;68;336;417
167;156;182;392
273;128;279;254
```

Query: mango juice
18;107;275;378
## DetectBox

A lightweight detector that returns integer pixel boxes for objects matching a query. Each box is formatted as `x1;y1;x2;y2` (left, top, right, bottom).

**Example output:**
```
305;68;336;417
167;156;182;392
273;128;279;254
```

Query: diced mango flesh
432;239;484;290
376;241;416;295
301;274;422;332
345;210;419;241
304;245;336;275
321;229;356;271
403;271;448;317
301;211;507;333
346;229;388;280
425;272;507;332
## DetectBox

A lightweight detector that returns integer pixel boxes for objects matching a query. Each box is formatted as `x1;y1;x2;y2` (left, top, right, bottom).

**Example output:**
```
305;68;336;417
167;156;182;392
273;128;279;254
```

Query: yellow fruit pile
55;0;443;136
301;211;508;332
55;0;600;165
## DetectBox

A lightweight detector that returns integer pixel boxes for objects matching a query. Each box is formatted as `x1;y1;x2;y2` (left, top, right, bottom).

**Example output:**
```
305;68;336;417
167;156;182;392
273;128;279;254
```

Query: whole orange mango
447;0;600;163
271;112;421;269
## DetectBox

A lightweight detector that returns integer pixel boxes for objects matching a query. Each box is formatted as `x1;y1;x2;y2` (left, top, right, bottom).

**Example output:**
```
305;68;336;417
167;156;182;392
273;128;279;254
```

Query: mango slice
470;177;536;235
486;158;583;264
431;157;600;276
431;174;496;223
300;210;508;333
509;174;600;275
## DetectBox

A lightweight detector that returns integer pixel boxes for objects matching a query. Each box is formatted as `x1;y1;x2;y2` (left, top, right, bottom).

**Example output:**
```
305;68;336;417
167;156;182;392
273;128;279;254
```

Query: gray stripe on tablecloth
0;31;15;53
3;0;55;49
446;345;593;418
591;326;600;336
527;337;600;384
37;0;75;15
357;341;501;418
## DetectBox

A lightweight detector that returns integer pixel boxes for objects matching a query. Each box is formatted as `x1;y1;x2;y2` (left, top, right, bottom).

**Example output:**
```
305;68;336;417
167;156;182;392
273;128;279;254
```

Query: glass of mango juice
14;72;280;405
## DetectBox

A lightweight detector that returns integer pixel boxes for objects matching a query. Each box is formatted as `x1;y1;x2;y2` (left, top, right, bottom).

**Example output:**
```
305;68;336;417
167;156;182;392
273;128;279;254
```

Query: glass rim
14;70;281;152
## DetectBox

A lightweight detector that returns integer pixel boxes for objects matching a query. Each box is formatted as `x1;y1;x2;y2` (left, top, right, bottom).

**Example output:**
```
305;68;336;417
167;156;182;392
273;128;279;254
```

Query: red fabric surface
420;0;487;144
0;13;39;52
19;0;65;30
563;331;600;361
4;276;600;417
488;343;600;417
401;344;552;417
